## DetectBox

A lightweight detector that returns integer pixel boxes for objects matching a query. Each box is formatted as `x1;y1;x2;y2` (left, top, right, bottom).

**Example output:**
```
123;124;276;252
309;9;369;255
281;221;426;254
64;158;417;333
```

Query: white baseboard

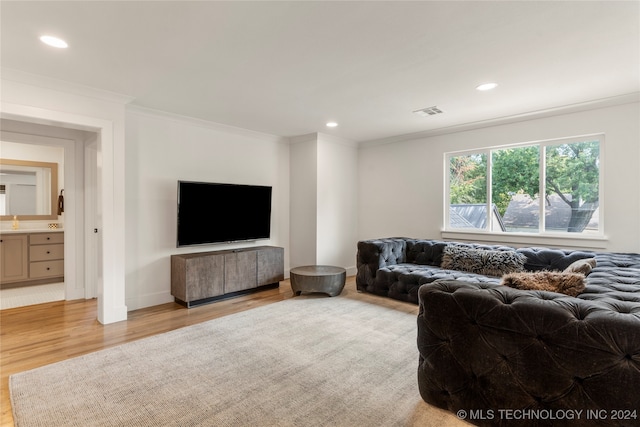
126;291;174;312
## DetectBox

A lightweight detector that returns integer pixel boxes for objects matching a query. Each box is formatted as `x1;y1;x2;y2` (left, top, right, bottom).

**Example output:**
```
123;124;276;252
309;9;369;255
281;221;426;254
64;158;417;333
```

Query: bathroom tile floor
0;283;64;310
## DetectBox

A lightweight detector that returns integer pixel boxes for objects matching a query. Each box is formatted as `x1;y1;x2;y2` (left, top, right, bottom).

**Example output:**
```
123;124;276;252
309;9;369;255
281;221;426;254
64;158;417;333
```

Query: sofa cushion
564;257;596;275
501;271;586;296
405;240;448;266
516;247;594;271
441;245;527;277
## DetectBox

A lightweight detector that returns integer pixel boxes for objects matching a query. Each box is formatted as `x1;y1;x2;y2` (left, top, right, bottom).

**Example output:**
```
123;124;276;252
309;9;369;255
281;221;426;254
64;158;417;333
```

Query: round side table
290;265;346;297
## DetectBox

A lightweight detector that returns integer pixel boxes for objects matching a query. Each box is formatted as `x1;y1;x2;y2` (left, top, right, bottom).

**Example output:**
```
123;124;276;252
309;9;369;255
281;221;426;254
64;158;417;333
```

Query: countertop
0;228;63;234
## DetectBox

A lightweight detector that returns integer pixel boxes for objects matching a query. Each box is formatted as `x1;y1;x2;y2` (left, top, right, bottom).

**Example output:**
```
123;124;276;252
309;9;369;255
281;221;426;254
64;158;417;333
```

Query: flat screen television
177;181;272;247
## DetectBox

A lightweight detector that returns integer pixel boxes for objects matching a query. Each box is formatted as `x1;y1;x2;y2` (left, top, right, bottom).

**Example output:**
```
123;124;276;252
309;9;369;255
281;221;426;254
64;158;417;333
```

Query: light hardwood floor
0;277;418;426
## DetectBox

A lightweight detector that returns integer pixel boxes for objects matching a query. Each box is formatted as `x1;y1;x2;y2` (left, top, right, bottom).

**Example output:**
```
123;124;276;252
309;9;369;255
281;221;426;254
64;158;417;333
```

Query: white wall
317;134;358;272
289;133;359;274
359;101;640;253
124;107;290;310
0;139;64;172
289;135;318;267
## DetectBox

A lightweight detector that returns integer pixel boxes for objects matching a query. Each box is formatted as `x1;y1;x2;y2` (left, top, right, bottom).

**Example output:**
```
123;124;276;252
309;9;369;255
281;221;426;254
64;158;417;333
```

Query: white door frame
84;136;99;299
1;102;127;324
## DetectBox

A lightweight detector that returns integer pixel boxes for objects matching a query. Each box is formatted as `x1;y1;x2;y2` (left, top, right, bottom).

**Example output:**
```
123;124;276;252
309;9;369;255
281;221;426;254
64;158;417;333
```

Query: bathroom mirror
0;158;58;220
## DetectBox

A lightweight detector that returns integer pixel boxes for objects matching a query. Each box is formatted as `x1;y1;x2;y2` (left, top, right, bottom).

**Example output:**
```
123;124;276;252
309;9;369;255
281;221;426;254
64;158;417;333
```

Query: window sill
440;230;608;250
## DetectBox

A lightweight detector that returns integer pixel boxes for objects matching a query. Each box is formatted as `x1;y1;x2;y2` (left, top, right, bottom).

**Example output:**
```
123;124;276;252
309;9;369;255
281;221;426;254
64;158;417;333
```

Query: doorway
0;100;127;324
0;120;99;309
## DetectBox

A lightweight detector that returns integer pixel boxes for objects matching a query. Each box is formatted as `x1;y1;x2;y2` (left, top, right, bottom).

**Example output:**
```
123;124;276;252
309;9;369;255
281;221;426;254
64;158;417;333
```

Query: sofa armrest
356;238;409;292
417;280;640;426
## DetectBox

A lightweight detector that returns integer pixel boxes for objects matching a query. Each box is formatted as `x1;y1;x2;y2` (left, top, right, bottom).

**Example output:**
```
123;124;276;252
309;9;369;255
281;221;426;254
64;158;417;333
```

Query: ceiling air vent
413;106;443;117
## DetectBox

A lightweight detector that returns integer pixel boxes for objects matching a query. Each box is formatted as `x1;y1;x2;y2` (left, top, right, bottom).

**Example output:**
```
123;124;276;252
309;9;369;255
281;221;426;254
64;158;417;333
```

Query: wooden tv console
171;245;284;307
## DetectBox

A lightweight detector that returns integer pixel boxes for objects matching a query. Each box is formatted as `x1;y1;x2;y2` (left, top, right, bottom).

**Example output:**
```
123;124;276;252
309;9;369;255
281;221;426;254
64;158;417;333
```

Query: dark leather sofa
357;237;640;426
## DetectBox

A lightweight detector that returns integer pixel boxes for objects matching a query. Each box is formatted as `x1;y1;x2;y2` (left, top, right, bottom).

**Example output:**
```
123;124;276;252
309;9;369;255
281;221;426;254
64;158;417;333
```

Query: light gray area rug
10;296;465;426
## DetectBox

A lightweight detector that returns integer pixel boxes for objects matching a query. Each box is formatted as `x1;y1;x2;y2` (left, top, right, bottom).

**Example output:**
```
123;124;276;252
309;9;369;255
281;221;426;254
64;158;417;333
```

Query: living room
1;1;639;425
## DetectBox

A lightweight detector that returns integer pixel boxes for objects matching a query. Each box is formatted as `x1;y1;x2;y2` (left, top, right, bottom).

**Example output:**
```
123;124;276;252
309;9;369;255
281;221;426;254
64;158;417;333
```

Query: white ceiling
1;1;638;143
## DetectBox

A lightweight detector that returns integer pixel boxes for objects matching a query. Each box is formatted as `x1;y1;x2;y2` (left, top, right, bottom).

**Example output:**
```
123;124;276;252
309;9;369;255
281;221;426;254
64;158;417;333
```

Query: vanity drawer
30;260;64;279
30;244;64;262
30;233;64;245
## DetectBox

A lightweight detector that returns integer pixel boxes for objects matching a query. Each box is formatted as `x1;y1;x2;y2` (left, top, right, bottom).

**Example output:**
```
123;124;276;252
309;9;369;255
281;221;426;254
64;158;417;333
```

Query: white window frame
443;134;606;249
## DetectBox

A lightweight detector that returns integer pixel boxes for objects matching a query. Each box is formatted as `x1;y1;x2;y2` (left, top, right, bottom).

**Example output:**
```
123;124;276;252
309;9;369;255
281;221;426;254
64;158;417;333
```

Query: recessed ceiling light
326;122;338;128
40;35;68;49
476;82;498;91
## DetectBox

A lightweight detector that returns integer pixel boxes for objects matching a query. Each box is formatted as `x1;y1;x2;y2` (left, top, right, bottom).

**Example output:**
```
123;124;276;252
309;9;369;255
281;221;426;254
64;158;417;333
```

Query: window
446;135;602;235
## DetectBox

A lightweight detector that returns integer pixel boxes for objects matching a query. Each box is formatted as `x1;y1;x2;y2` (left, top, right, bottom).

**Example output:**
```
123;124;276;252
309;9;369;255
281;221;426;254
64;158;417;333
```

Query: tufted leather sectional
357;237;640;426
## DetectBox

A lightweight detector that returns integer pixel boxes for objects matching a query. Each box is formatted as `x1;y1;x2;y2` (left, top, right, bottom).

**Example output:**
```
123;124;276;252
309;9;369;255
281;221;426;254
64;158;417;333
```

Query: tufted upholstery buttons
516;247;595;271
418;279;640;426
358;238;640;307
360;238;640;425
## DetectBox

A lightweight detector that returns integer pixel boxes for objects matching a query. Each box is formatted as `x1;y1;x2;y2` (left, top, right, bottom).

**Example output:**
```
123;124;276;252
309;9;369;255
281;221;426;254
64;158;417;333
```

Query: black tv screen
177;181;272;247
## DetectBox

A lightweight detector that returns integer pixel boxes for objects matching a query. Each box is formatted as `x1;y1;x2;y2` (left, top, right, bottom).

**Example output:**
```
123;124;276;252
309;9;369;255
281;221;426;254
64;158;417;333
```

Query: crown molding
1;67;135;105
126;104;287;144
318;132;359;148
287;133;317;145
288;132;358;148
360;92;640;147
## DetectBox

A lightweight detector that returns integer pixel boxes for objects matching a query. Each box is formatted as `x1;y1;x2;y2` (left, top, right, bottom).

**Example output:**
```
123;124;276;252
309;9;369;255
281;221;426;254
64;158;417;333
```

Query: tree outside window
449;153;486;206
545;141;599;232
447;137;601;235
